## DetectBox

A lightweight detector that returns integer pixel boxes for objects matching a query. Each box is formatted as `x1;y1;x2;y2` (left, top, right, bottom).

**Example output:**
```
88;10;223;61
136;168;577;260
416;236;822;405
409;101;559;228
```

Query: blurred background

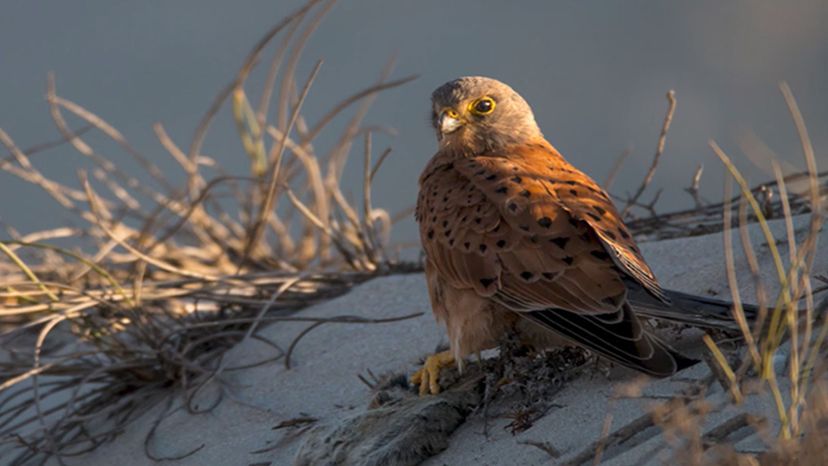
1;0;826;245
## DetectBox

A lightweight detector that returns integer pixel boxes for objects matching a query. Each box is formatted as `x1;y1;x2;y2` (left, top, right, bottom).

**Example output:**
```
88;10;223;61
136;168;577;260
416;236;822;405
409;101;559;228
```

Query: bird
411;76;755;396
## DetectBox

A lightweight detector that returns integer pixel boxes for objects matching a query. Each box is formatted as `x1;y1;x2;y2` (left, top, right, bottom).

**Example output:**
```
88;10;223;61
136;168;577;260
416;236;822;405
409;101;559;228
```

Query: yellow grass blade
0;241;58;302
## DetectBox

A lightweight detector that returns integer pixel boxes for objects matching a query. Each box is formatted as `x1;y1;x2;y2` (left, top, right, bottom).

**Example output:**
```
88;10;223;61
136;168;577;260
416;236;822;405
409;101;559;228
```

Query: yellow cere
441;108;459;119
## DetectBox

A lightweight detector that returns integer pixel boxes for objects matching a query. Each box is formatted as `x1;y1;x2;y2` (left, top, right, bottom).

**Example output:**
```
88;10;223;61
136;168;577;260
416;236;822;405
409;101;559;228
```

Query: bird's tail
627;286;759;330
525;303;698;377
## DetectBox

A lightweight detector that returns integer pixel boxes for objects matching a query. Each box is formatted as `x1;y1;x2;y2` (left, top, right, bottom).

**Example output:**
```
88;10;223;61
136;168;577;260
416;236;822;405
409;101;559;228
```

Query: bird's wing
417;145;693;375
456;142;669;303
418;146;627;315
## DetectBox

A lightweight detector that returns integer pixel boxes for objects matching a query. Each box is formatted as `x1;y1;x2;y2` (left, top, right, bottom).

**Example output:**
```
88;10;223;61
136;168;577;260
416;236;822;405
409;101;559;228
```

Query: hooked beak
439;109;463;135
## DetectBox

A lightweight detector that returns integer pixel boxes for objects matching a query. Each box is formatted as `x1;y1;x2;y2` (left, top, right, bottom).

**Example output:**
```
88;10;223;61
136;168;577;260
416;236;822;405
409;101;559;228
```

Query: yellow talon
411;350;456;395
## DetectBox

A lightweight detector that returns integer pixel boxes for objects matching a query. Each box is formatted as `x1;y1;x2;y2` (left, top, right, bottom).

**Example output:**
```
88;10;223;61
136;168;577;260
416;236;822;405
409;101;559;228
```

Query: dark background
2;0;826;244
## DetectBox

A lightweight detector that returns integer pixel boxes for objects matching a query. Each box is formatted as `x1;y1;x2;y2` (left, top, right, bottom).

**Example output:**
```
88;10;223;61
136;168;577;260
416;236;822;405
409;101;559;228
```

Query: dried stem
621;90;677;218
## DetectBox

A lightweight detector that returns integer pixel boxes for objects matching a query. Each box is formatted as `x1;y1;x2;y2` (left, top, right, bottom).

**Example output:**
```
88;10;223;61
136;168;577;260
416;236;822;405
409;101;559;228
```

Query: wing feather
454;142;668;303
418;140;666;317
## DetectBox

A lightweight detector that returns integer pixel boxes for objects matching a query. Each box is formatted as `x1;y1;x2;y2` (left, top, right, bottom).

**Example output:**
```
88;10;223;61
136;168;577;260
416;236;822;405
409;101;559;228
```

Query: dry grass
0;0;422;463
554;84;827;466
651;83;827;465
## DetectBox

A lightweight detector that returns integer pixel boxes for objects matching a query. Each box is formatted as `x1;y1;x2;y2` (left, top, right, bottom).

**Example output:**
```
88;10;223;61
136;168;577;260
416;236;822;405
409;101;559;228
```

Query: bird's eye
470;97;495;115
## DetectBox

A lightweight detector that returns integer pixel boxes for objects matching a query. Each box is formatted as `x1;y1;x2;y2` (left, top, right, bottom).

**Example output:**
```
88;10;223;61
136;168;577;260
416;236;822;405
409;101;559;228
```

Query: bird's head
430;76;543;154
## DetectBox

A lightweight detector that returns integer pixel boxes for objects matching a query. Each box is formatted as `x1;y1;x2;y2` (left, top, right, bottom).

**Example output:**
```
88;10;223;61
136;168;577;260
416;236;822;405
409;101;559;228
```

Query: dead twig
621;90;677;218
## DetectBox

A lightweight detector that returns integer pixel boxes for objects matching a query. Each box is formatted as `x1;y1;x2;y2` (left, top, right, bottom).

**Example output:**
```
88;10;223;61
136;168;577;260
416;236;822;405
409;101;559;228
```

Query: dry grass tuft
564;83;827;466
0;0;420;463
652;83;827;465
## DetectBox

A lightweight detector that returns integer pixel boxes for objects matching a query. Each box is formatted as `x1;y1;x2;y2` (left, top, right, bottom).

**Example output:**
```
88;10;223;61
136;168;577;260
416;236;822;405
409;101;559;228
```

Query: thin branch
621;90;677;217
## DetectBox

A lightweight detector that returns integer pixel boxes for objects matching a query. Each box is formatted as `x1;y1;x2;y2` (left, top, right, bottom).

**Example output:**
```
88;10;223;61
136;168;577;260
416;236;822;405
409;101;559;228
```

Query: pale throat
438;124;543;156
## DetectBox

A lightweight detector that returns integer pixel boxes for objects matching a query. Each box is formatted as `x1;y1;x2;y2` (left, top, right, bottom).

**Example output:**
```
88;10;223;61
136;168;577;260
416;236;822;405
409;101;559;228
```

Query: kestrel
412;76;746;395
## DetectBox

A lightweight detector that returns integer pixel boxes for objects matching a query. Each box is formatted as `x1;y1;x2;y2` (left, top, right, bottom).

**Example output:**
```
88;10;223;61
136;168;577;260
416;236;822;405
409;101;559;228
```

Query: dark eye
470;97;495;115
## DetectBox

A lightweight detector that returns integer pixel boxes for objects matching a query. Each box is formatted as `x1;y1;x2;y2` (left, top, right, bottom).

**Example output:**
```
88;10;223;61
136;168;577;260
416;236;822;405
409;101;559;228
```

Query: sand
40;214;827;465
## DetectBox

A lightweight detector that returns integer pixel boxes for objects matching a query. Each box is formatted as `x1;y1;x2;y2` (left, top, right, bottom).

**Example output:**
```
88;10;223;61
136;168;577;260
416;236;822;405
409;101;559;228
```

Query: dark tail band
524;303;697;377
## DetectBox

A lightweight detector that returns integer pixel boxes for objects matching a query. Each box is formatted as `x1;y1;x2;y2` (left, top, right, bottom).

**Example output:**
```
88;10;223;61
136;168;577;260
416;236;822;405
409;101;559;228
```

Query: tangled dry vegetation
0;0;422;463
0;0;826;464
590;84;828;465
596;84;827;464
655;85;828;465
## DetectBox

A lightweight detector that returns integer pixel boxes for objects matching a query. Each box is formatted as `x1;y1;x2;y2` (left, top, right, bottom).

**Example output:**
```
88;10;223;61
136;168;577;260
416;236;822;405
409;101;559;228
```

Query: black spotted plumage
416;137;691;377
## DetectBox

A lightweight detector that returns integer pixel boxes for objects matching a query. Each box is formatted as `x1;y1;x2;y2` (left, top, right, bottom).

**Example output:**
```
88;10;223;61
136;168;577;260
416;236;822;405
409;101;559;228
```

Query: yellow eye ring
469;96;496;115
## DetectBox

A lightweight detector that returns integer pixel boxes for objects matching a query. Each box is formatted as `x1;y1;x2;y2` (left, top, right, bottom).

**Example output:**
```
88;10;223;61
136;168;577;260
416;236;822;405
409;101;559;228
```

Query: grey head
430;76;543;154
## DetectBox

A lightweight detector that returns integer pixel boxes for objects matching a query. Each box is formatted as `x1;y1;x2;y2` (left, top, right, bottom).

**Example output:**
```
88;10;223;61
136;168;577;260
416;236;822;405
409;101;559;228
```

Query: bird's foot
411;350;455;395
